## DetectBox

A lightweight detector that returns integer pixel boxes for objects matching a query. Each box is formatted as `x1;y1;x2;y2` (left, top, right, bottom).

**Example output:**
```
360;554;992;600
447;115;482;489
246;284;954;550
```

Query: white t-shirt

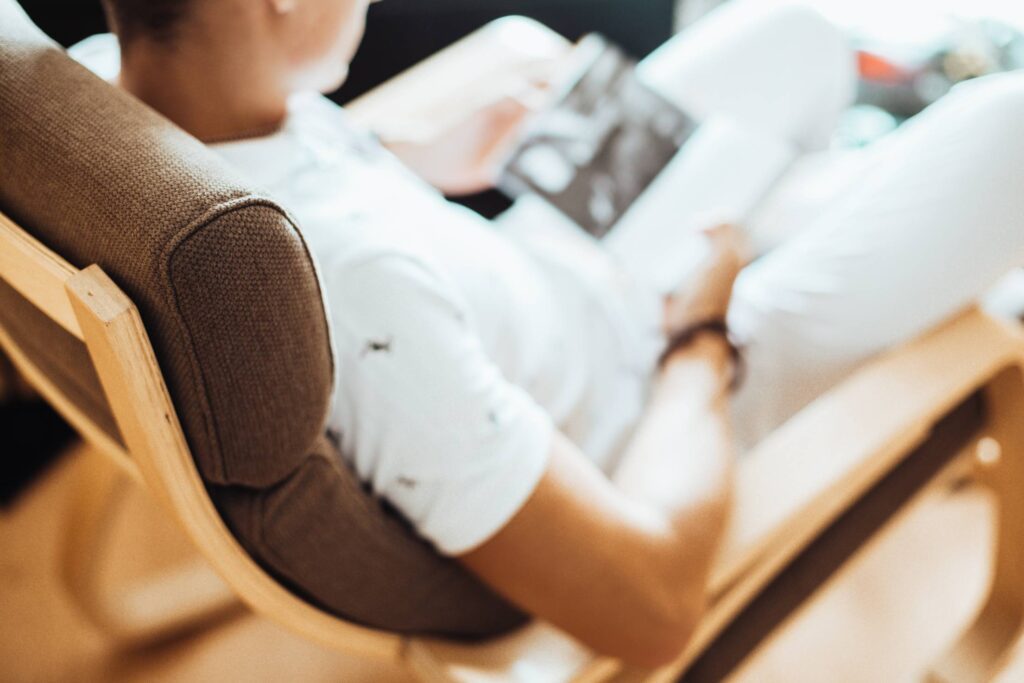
213;95;665;555
72;36;666;555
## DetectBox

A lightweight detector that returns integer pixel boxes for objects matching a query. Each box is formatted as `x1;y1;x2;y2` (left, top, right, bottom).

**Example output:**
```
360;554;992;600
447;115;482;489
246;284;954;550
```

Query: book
500;34;699;239
500;33;798;292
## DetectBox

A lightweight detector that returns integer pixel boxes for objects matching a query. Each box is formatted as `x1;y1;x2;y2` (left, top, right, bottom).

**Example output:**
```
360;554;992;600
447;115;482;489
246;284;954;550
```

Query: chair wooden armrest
403;309;1024;682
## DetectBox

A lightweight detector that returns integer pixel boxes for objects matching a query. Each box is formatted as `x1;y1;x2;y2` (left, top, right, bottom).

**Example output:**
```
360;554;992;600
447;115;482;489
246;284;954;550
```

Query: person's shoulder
287;92;382;153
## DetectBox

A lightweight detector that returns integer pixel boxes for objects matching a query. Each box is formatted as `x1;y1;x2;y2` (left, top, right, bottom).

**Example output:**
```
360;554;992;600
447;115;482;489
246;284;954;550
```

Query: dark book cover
500;34;698;238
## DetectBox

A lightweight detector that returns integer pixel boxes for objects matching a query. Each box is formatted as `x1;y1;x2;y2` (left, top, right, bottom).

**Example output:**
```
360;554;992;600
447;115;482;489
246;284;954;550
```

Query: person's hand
385;91;539;195
662;223;747;338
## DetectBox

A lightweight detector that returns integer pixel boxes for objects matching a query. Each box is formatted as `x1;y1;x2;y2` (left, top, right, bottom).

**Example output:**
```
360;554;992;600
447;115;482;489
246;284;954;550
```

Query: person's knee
748;2;856;146
953;73;1024;148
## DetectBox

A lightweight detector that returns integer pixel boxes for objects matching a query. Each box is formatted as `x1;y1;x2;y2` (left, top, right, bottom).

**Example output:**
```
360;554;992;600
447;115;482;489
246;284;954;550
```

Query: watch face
500;34;698;238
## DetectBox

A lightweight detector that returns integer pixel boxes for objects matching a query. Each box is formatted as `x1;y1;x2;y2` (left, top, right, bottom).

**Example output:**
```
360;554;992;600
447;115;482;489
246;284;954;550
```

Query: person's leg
728;72;1024;448
637;1;856;152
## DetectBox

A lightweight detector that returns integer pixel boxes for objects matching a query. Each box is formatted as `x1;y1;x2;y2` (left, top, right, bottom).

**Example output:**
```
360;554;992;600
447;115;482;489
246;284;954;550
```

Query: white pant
641;1;1024;447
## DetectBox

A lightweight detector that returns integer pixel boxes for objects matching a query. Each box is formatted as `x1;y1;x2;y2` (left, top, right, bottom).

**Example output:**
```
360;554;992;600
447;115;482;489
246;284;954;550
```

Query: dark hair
100;0;192;44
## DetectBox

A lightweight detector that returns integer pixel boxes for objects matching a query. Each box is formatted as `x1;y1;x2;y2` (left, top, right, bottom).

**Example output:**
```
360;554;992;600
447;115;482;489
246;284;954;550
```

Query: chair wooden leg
59;443;243;646
926;366;1024;683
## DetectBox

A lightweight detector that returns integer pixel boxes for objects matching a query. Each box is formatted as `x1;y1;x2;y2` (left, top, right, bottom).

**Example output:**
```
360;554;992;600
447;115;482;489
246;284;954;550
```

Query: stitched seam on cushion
272;201;337;405
156;194;256;483
158;194;332;484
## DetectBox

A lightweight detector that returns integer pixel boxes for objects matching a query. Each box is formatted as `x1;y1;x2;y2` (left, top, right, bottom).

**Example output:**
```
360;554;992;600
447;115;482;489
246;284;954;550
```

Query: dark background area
4;0;676;503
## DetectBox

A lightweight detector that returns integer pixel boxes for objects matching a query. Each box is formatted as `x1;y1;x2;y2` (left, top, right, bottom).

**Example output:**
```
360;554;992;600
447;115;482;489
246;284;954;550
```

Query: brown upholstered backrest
0;11;330;489
0;0;526;637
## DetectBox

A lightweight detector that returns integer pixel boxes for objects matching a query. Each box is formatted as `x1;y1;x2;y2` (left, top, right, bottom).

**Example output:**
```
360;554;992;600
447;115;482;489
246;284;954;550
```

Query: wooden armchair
3;9;1024;683
5;200;1024;681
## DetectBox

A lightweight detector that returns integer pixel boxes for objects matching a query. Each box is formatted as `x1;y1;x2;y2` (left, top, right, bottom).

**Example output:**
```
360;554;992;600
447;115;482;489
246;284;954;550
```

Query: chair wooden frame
4;18;1024;680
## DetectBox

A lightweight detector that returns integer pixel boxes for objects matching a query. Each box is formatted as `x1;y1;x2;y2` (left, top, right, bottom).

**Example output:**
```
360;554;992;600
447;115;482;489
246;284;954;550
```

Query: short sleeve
323;252;555;556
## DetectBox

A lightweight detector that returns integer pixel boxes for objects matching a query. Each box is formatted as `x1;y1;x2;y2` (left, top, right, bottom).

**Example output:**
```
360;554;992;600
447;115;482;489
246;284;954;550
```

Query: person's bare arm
382;92;535;196
458;226;742;667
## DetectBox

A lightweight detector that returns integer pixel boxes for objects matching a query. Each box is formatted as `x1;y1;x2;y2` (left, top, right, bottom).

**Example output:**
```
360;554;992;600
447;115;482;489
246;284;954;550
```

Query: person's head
100;0;376;94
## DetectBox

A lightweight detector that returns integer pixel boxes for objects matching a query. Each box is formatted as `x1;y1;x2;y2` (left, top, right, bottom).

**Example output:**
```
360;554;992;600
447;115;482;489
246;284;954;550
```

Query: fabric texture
0;0;526;637
216;435;533;634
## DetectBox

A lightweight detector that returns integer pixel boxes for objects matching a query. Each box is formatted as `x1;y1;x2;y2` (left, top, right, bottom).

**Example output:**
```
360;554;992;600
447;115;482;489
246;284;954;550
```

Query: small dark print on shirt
362;336;394;357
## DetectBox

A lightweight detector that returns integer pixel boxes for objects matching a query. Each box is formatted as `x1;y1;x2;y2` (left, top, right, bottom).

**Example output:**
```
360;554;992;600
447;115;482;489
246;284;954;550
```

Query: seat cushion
0;0;526;637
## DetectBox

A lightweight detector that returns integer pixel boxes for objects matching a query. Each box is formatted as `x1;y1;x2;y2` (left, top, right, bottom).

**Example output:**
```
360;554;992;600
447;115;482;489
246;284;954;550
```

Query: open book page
500;35;699;239
499;34;797;293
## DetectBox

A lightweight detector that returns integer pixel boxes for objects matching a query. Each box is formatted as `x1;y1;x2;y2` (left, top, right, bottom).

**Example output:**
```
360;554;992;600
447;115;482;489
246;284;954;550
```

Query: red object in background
858;50;915;84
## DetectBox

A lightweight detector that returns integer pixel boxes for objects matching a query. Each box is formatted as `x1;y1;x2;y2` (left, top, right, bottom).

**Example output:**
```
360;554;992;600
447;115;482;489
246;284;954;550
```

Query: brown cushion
0;13;328;488
216;436;530;636
0;0;526;637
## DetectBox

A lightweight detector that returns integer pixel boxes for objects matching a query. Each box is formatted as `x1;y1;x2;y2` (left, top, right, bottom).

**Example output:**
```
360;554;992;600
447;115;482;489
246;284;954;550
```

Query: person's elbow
590;527;724;667
589;586;705;669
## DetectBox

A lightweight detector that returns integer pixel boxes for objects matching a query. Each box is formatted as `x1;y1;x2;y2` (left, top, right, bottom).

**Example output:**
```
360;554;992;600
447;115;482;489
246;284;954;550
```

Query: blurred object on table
832;104;900;148
856;18;1024;117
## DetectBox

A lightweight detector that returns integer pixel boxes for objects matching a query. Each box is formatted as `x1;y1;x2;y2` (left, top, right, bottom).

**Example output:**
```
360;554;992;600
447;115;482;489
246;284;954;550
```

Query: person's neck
119;37;289;143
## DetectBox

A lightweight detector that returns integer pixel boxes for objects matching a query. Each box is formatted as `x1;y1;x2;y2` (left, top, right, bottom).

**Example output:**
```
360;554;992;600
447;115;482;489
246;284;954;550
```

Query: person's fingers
700;222;734;238
701;222;753;269
478;97;532;171
491;96;531;130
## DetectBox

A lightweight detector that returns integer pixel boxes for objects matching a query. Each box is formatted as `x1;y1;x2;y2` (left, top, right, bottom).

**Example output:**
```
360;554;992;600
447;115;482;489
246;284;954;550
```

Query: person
77;0;1024;667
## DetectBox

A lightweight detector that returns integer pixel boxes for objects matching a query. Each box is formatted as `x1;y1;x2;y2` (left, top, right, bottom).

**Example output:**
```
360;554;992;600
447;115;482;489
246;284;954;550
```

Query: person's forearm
611;336;735;584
